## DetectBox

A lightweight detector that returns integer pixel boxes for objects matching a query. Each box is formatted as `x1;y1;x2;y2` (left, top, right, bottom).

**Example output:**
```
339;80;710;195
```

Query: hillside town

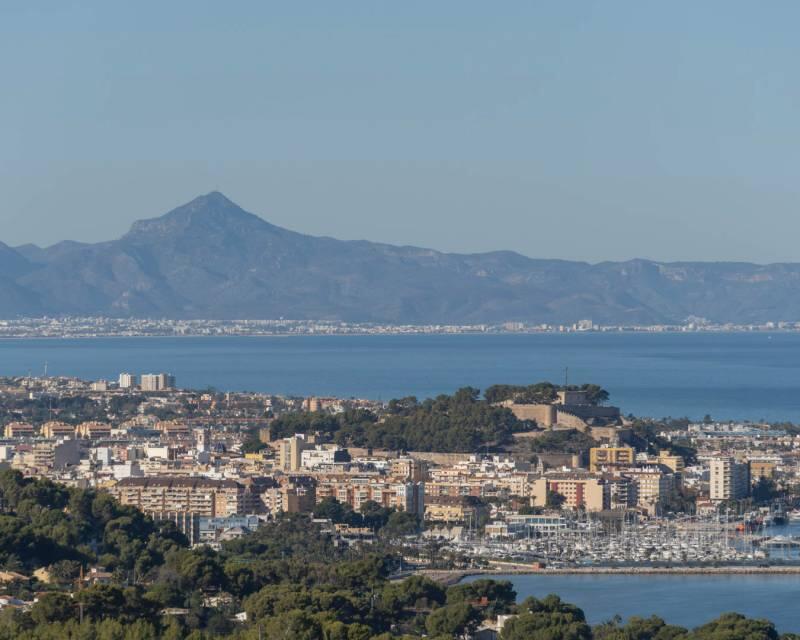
1;373;797;574
2;372;794;639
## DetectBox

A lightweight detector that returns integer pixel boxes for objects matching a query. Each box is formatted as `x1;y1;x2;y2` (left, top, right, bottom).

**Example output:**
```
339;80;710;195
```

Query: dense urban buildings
1;372;796;577
0;369;798;638
1;374;785;527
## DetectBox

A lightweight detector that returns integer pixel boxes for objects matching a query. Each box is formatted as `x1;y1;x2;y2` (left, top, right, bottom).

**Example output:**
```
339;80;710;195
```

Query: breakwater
420;563;800;585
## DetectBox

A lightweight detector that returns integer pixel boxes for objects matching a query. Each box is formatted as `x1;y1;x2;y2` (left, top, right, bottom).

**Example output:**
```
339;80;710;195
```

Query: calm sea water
465;521;800;631
1;332;799;421
465;572;800;632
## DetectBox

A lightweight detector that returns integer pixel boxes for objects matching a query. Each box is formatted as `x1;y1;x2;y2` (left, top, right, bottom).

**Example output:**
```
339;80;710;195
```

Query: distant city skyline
3;2;800;263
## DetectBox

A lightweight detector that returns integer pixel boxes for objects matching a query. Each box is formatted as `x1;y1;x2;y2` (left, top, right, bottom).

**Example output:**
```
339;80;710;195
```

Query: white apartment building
301;445;348;470
119;373;137;389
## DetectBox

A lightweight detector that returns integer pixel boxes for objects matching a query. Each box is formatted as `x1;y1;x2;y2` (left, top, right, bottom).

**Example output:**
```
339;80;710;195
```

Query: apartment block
531;473;608;511
390;457;429;482
275;435;313;472
656;451;685;474
589;446;635;472
710;456;750;501
749;460;776;480
110;477;249;517
140;373;176;392
301;445;349;470
40;421;75;439
3;422;35;438
118;373;137;389
75;421;112;439
618;465;675;512
316;476;425;516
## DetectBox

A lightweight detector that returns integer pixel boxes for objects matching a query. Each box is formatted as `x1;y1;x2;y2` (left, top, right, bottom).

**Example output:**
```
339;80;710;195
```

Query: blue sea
1;332;799;421
465;572;800;632
463;525;800;632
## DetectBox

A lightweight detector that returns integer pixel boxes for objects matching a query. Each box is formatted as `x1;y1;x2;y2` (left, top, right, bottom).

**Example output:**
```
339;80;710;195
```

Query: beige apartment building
589;446;635;472
390;457;428;482
75;421;112;439
424;502;482;524
531;473;608;511
618;465;675;513
710;457;750;501
275;435;314;472
315;475;425;516
10;439;80;473
13;442;56;473
110;477;250;517
155;420;191;438
656;451;685;473
3;422;35;438
749;460;776;480
425;479;484;499
140;373;175;392
40;421;75;439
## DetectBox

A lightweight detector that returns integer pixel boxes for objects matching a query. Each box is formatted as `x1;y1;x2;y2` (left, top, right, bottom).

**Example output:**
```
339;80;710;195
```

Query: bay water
1;332;799;421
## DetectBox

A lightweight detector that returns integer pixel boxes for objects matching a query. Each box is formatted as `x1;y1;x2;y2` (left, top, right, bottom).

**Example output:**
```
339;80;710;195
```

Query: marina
432;512;800;569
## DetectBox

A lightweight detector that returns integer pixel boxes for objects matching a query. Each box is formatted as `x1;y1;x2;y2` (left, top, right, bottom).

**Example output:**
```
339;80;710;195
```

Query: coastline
419;564;800;586
0;329;792;340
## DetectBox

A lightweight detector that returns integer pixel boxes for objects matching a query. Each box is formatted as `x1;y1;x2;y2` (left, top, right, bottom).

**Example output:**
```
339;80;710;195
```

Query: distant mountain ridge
4;191;800;324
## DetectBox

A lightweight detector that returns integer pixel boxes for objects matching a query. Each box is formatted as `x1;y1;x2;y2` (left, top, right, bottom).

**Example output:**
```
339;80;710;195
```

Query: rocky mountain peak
125;191;272;239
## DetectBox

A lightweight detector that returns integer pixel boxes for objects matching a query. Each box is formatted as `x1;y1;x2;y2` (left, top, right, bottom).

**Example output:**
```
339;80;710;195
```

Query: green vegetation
546;489;568;510
271;387;523;453
268;382;612;453
485;383;610;406
594;611;800;640
529;429;598;456
752;477;780;504
0;465;796;640
312;498;420;537
0;391;194;427
500;594;592;640
446;578;516;618
0;468;796;639
239;435;267;454
593;615;687;639
485;382;560;405
0;469;185;578
629;419;697;464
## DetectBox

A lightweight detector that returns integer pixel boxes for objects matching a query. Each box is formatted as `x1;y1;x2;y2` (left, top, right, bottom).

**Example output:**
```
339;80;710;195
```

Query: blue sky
2;2;799;262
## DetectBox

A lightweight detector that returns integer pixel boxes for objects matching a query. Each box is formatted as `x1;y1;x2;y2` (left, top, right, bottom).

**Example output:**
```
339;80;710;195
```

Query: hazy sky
3;2;800;263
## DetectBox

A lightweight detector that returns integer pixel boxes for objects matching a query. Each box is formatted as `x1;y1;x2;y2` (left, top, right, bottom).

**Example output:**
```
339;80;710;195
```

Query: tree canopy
271;388;522;453
485;383;610;406
500;594;592;640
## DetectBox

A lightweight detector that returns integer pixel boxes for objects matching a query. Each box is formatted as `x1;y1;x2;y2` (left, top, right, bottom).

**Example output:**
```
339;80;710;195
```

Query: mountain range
2;191;799;324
